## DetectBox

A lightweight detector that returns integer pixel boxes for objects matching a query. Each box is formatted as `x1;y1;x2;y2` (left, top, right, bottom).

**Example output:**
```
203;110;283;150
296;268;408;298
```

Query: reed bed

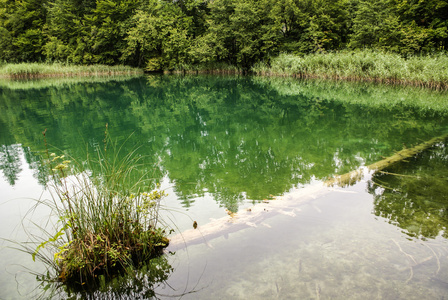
0;63;143;79
252;50;448;90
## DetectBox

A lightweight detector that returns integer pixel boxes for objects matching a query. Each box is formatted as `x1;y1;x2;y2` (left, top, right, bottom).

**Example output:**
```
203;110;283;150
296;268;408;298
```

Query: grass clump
32;128;170;288
252;50;448;89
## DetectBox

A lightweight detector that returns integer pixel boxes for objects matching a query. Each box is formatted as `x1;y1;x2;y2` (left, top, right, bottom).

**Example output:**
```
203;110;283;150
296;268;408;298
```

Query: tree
204;0;279;71
88;0;140;64
44;0;92;63
349;0;403;52
300;0;350;52
0;0;47;62
268;0;350;54
393;0;448;51
123;0;209;70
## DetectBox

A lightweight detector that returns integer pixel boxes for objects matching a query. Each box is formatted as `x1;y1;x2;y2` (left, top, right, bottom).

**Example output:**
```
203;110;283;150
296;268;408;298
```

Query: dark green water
1;75;448;299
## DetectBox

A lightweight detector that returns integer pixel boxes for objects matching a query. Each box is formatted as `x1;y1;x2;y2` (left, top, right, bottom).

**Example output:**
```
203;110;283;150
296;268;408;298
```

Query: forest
0;0;447;71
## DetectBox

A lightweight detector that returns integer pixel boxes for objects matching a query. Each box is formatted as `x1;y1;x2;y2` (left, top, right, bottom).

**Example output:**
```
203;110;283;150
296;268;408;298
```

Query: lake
0;75;447;299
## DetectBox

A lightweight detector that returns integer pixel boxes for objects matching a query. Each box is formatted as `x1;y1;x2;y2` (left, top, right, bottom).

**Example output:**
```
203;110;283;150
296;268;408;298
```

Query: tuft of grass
252;50;448;90
0;63;143;79
29;128;170;289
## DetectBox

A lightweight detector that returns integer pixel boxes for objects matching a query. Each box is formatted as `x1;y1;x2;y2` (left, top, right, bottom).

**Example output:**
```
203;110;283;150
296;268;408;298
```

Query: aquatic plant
30;128;170;288
35;255;174;299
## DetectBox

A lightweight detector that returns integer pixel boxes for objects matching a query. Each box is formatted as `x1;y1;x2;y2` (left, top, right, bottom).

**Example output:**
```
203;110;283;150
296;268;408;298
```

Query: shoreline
2;50;448;91
3;70;446;91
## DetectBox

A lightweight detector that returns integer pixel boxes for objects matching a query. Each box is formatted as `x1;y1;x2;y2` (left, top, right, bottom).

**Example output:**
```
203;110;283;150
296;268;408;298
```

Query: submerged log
325;133;448;187
167;184;330;250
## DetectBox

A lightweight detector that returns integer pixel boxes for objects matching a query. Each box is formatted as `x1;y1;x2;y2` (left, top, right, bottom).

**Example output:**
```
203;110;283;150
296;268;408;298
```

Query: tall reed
252;50;448;90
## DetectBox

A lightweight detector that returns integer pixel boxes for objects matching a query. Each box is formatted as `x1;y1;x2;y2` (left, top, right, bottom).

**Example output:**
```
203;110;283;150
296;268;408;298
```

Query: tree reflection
0;144;22;185
368;142;448;239
1;75;447;212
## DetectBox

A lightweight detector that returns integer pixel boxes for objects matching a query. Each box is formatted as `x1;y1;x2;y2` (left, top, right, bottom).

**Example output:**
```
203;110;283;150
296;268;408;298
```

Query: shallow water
160;181;448;299
0;75;447;299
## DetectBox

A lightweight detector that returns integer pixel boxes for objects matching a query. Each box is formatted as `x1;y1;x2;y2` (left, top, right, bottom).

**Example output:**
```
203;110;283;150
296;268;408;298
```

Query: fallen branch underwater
325;133;448;187
168;133;448;250
167;183;330;250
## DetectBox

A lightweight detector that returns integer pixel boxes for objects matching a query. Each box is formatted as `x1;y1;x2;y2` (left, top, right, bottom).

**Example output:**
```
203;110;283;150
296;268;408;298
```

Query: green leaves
0;0;447;67
33;224;67;262
122;0;195;69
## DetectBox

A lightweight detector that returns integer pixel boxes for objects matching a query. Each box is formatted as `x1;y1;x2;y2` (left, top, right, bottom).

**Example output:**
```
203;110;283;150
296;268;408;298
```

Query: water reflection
1;75;448;299
36;256;174;300
0;75;447;212
0;144;22;185
369;141;448;239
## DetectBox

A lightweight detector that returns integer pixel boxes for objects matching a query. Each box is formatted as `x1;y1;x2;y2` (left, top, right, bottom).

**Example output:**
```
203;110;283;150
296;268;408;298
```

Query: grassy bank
3;50;447;89
252;51;448;90
0;63;143;79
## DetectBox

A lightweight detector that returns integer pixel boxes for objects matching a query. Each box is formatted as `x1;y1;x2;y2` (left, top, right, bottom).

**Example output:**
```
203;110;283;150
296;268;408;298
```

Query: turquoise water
0;75;447;299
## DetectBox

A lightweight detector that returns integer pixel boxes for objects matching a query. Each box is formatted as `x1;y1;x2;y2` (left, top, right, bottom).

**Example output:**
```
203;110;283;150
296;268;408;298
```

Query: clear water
0;75;447;299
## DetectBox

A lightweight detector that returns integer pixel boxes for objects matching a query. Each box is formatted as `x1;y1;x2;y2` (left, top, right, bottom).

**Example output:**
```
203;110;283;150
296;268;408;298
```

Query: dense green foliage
0;0;447;71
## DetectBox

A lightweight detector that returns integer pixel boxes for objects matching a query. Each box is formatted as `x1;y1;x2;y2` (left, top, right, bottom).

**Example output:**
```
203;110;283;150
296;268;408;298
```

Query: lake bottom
157;181;448;299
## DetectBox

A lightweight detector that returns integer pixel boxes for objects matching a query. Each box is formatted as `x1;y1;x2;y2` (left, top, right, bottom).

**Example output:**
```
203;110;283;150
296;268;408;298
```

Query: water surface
0;75;447;299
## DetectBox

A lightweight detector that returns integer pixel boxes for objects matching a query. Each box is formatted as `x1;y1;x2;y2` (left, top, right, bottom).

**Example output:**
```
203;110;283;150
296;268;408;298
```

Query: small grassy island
30;130;170;290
